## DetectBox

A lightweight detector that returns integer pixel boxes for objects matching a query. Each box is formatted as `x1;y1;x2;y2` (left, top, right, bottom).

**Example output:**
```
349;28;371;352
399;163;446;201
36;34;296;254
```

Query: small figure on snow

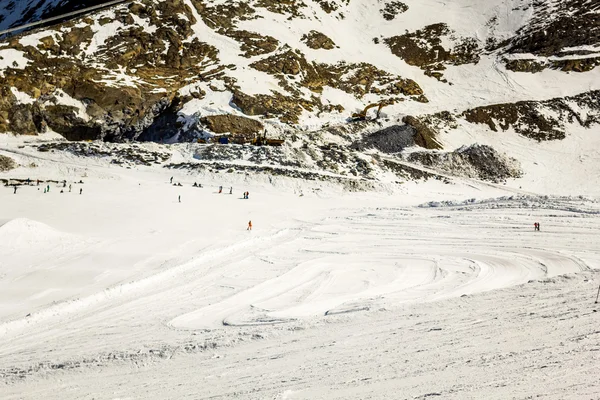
170;176;173;184
13;186;17;194
219;186;222;194
80;188;83;195
229;187;233;195
247;220;252;231
179;195;181;203
69;184;72;192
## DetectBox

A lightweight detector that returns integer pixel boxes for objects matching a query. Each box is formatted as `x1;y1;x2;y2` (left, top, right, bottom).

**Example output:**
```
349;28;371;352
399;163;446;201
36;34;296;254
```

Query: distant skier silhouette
247;220;252;231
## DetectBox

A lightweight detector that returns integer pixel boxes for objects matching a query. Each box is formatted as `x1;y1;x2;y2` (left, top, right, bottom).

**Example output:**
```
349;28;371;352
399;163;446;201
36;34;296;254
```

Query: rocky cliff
0;0;598;145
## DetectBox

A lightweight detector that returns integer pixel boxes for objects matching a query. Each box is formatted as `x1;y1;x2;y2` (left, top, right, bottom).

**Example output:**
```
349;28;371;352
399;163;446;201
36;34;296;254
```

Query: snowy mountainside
0;0;598;144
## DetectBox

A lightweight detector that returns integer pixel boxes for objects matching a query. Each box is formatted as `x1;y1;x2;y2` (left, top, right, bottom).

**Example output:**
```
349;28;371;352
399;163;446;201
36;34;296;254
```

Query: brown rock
200;114;264;135
302;31;336;50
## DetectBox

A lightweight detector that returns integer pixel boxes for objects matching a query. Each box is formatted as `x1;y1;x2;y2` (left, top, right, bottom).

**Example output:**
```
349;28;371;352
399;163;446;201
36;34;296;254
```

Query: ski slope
0;137;599;398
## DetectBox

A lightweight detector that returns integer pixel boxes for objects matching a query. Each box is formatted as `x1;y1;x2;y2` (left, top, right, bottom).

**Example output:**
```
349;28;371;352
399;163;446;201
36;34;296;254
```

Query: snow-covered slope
0;137;599;398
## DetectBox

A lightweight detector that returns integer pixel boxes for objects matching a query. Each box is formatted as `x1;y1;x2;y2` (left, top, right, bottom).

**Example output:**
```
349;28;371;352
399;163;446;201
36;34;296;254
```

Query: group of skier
8;179;83;195
170;177;252;230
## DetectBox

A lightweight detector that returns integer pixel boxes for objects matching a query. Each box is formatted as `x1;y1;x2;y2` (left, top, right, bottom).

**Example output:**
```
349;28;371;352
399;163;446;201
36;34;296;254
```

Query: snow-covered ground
0;137;599;399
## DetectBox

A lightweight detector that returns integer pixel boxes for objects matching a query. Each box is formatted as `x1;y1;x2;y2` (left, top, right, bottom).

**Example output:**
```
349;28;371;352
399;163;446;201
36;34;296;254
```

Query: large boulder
200;114;264;135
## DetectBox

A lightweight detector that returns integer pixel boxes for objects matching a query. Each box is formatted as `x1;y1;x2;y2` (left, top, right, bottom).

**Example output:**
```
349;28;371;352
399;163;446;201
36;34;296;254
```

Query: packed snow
0;135;599;399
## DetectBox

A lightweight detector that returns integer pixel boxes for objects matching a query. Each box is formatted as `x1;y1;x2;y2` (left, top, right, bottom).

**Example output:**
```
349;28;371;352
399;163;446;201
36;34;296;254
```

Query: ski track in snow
0;139;599;398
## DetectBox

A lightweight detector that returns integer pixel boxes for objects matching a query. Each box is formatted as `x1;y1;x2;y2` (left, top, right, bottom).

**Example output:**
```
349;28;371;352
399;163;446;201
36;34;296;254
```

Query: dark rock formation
406;144;523;183
351;125;416;153
0;155;17;171
381;1;408;21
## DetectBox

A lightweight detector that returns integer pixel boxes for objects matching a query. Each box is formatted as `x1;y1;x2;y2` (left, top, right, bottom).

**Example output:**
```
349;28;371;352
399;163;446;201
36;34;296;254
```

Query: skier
229;187;232;195
170;176;173;184
219;186;222;194
193;182;198;187
537;222;540;231
13;186;17;194
179;195;181;203
246;191;249;199
247;220;252;231
80;188;83;195
69;184;72;192
47;185;50;192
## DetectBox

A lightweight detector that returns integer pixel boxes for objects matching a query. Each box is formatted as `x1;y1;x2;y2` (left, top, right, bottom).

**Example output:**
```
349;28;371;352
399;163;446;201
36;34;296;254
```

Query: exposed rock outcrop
200;114;264;135
302;31;336;50
0;155;17;171
406;144;523;183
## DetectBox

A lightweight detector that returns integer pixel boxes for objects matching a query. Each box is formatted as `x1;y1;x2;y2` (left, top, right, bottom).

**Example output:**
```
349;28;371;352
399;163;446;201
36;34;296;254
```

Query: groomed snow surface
1;140;600;399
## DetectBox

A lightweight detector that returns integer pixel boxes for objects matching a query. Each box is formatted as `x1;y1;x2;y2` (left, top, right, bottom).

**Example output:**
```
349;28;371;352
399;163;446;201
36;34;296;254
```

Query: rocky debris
166;161;377;191
0;155;17;171
401;116;443;150
35;142;171;166
504;59;547;74
405;144;523;183
302;31;336;50
382;159;447;181
385;23;480;82
461;91;600;141
351;125;416;153
200;115;264;135
506;57;600;73
381;1;408;21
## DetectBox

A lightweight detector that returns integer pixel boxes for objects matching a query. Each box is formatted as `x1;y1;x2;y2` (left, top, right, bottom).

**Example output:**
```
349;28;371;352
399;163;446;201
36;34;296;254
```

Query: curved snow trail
169;201;599;329
1;187;599;383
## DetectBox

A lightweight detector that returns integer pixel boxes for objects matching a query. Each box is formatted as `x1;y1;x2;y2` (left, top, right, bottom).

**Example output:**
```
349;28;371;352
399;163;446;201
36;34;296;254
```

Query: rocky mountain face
0;0;598;152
